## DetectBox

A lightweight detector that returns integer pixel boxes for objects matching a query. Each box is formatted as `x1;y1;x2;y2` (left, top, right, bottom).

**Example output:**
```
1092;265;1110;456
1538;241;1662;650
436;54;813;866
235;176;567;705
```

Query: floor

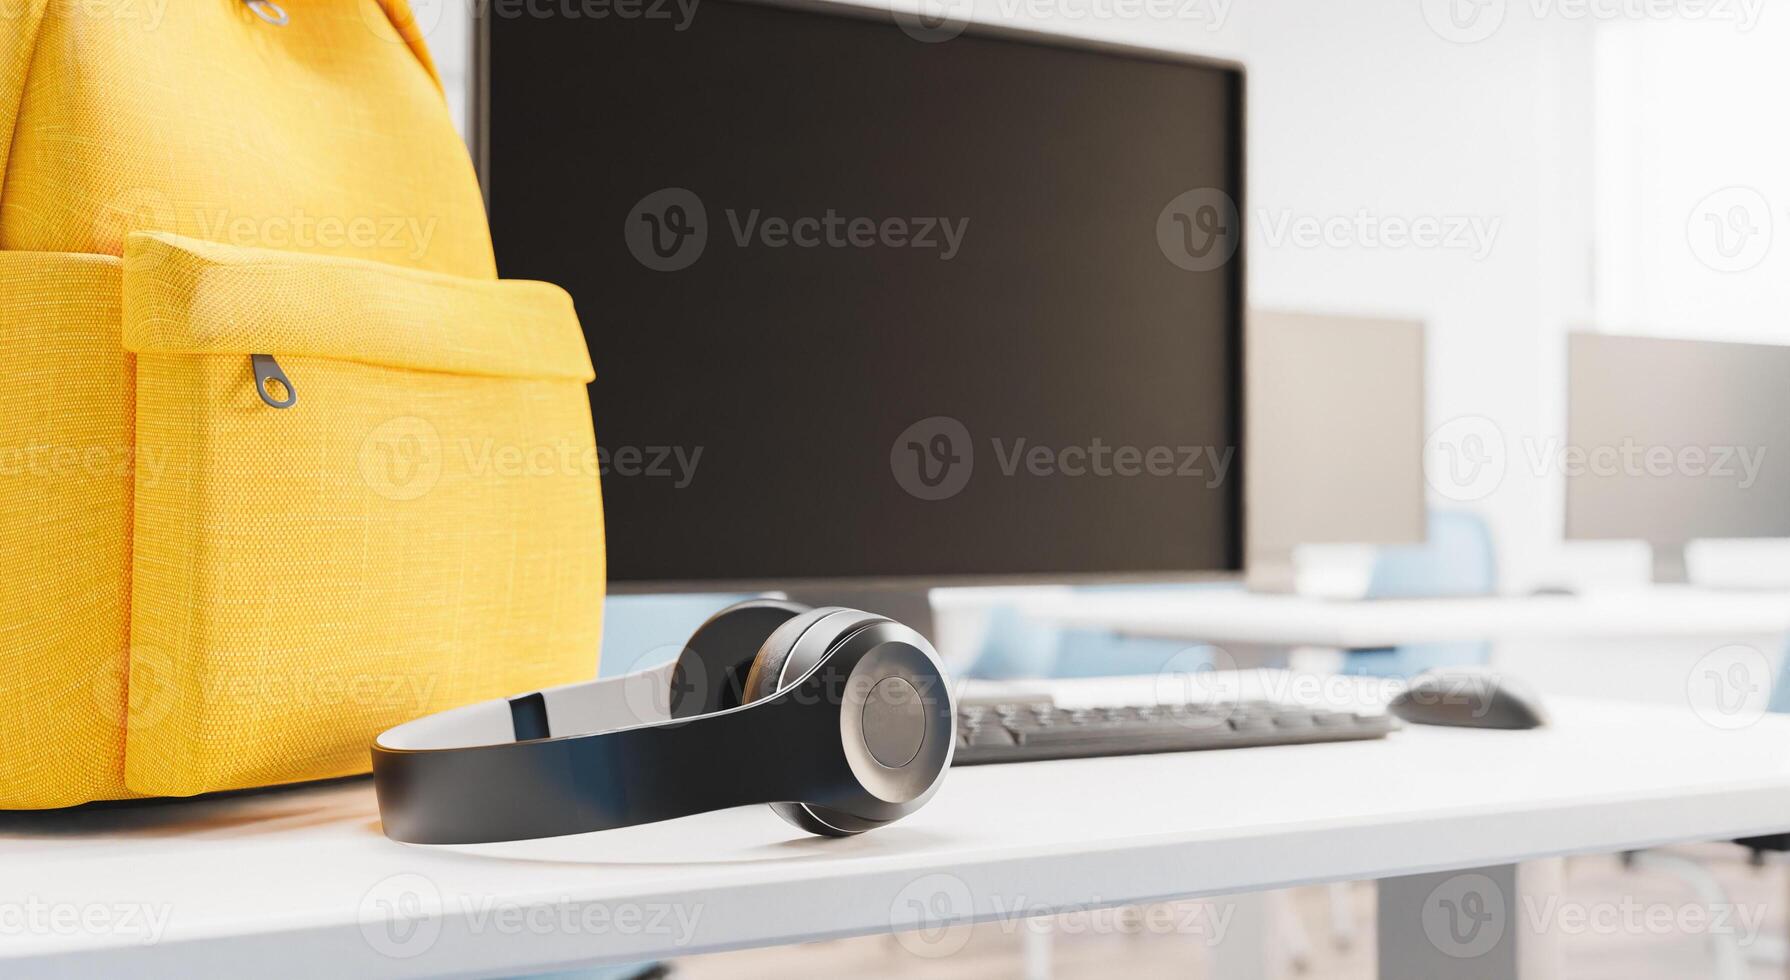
667;844;1789;979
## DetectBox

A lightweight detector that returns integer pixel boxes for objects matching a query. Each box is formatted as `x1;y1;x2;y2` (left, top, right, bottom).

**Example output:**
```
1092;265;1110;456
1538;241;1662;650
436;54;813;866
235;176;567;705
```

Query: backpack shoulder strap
0;0;49;204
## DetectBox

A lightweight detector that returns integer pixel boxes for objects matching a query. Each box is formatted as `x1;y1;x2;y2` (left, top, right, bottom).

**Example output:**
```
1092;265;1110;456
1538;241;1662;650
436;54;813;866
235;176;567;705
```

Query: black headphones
371;600;957;844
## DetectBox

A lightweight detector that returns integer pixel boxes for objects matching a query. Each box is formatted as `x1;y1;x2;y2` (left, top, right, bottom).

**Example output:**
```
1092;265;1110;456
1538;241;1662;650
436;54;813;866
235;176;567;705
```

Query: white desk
5;674;1790;979
1010;587;1790;649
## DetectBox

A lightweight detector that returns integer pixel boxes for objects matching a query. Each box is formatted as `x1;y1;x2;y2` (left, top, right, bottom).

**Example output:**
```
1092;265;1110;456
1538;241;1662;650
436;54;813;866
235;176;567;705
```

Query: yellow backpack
0;0;605;807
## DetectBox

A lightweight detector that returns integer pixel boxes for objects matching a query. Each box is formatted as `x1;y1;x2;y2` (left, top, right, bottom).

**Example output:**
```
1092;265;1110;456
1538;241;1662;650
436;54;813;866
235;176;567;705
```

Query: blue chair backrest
967;583;1234;680
1367;510;1497;599
1770;635;1790;714
598;594;752;677
1346;510;1496;677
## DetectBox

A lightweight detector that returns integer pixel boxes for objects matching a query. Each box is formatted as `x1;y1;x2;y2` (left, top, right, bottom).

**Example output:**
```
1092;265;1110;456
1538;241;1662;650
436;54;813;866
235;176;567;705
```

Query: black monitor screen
485;0;1244;585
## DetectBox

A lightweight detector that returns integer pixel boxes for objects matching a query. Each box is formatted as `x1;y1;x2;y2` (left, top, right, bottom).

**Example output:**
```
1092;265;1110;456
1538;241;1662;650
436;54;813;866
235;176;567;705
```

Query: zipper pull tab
251;354;297;409
244;0;290;25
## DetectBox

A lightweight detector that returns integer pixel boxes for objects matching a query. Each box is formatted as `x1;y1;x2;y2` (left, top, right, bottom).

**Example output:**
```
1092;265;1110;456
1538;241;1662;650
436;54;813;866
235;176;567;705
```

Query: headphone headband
371;605;956;844
373;666;833;844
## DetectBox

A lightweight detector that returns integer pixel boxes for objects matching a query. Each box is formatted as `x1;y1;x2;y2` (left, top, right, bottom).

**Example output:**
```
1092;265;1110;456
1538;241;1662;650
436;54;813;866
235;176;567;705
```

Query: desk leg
1206;890;1323;980
1378;861;1563;980
1207;891;1272;980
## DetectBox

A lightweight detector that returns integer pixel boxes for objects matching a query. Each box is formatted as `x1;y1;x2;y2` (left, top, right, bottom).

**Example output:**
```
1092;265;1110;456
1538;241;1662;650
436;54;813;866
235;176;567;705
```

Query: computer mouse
1388;667;1549;730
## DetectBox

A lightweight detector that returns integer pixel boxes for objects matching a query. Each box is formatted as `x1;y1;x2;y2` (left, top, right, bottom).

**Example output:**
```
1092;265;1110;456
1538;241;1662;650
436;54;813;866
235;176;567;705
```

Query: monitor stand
1651;542;1690;585
1245;548;1298;594
781;585;937;646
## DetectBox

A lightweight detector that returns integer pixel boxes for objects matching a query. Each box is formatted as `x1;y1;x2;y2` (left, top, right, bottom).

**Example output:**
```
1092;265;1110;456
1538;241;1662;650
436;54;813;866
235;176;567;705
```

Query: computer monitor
477;0;1245;634
1245;311;1427;592
1566;332;1790;582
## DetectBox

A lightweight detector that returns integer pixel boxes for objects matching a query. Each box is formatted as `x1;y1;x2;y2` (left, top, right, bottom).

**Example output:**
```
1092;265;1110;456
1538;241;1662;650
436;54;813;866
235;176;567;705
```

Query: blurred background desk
952;586;1790;707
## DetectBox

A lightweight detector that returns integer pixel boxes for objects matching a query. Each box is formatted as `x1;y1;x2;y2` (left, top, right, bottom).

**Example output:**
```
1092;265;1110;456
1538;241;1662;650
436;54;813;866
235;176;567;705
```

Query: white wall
1592;14;1790;342
423;0;1604;591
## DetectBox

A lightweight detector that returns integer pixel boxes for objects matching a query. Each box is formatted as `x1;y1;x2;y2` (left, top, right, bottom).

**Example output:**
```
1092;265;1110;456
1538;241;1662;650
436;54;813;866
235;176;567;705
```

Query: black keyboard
952;697;1397;765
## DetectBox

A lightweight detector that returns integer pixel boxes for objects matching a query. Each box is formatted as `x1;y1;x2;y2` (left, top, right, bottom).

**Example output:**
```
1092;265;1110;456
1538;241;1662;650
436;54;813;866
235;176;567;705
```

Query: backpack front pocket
121;233;605;796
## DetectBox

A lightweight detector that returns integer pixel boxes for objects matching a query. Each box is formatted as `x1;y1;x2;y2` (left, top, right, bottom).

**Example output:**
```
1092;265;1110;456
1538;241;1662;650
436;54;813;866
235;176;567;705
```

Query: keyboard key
967;726;1017;747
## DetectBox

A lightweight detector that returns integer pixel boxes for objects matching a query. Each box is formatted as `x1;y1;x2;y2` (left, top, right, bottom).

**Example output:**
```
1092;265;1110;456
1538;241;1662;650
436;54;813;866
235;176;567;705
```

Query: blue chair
1343;511;1497;677
967;584;1233;680
597;593;752;678
1770;643;1790;715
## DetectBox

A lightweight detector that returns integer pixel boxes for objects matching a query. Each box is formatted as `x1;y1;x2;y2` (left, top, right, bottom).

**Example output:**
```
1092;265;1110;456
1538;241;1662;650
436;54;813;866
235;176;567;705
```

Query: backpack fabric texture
0;0;605;807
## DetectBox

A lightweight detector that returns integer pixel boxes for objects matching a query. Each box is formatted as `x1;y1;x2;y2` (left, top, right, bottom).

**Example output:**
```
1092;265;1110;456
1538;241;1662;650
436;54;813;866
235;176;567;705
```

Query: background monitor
479;0;1245;606
1566;332;1790;582
1245;311;1427;591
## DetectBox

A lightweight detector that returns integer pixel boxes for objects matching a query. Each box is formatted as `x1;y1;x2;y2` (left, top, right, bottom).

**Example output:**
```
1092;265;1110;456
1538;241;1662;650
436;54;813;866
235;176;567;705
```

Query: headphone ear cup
741;606;901;839
748;609;937;838
669;599;810;717
741;606;853;705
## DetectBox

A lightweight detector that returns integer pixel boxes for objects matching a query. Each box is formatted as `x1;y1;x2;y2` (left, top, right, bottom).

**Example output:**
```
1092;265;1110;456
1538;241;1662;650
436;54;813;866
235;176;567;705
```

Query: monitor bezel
473;0;1247;594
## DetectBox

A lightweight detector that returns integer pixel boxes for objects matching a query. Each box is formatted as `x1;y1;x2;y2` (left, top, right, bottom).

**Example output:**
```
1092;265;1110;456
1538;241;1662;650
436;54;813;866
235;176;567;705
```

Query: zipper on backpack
244;0;290;25
251;354;297;409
